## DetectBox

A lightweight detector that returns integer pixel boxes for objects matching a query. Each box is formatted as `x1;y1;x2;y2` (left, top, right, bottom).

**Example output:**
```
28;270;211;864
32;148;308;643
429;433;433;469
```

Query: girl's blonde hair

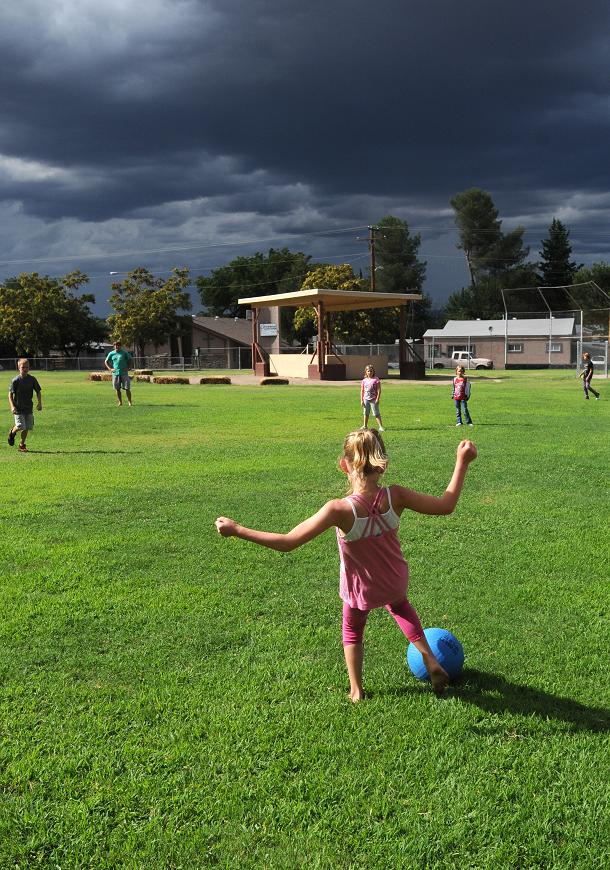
342;429;388;489
364;364;375;376
456;365;465;375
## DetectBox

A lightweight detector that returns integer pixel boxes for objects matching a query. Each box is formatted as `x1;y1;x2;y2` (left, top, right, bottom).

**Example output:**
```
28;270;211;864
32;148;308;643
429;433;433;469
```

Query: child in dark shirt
8;358;42;452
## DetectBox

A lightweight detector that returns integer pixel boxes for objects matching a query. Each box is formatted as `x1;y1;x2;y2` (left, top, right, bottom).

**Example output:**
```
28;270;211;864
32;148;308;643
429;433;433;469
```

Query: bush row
88;374;288;386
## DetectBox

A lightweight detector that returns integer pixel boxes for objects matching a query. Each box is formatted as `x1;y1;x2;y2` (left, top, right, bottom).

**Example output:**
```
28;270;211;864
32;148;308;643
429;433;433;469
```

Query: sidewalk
192;374;456;387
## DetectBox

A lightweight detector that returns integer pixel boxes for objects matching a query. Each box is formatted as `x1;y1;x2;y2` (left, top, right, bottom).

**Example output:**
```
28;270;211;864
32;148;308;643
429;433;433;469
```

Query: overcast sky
2;0;610;315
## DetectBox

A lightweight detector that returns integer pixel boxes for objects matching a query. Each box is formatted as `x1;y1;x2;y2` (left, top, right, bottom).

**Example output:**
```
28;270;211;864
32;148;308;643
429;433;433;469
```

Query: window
546;342;563;353
507;343;523;353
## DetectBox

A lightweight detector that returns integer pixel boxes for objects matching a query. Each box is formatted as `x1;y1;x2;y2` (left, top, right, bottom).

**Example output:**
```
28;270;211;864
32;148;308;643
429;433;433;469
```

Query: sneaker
378;426;385;432
18;443;27;452
467;423;474;427
8;429;15;446
456;422;462;427
595;396;600;400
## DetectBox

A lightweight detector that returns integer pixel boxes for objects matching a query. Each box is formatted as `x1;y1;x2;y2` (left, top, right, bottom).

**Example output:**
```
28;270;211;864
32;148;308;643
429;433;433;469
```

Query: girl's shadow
382;669;609;734
454;668;610;734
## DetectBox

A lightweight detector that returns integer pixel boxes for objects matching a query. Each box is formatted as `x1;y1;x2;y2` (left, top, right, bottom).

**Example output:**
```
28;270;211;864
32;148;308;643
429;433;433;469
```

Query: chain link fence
1;338;607;375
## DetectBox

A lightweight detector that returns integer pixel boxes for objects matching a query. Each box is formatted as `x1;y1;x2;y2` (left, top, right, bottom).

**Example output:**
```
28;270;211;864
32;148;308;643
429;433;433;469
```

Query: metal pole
369;226;377;291
538;289;553;367
501;288;509;369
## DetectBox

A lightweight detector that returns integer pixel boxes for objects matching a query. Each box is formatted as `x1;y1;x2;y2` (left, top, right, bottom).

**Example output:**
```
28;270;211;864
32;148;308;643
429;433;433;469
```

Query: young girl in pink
360;364;384;431
452;365;473;427
216;430;477;702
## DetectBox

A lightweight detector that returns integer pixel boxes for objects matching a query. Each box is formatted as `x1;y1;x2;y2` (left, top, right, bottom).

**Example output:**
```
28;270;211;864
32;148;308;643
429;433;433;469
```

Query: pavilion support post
399;303;425;379
318;302;325;379
251;307;270;376
308;301;327;379
398;305;409;378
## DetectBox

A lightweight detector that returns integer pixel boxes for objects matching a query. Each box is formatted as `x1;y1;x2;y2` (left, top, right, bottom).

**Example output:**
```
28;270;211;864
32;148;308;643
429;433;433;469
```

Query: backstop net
500;281;610;375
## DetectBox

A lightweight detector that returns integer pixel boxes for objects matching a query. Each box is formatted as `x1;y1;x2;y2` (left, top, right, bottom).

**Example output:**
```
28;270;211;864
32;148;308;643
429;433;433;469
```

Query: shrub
198;376;231;385
152;376;190;385
260;378;289;385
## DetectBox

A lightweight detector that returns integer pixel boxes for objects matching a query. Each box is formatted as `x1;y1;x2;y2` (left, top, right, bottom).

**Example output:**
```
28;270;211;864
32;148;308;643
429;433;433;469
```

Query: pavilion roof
238;287;421;312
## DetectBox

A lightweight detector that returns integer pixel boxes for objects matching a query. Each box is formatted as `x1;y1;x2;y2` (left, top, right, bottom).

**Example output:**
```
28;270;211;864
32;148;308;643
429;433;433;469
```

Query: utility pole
356;225;386;290
369;226;377;291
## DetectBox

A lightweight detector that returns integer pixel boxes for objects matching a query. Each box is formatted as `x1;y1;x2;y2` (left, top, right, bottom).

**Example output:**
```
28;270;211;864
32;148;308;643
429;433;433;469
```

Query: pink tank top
336;487;409;610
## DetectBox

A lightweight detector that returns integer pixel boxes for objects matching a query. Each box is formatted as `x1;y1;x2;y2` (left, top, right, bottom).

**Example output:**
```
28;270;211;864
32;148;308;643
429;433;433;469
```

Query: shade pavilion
237;288;425;380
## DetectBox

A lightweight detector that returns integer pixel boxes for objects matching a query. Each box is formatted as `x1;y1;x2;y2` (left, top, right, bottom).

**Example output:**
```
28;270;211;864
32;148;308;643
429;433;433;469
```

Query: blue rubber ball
406;627;464;681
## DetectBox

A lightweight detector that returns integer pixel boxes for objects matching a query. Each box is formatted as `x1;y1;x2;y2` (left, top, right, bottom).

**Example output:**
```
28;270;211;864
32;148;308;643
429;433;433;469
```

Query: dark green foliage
108;267;192;358
196;248;311;325
538;218;581;290
0;271;105;356
448;189;532;318
373;216;434;339
374;215;426;293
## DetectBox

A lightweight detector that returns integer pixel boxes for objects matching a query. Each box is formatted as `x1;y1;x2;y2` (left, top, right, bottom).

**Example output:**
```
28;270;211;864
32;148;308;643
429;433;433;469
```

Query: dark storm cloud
1;0;610;304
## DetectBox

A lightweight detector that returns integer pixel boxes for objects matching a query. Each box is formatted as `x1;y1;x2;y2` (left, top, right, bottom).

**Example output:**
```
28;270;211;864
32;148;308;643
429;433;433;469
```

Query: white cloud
0;154;74;183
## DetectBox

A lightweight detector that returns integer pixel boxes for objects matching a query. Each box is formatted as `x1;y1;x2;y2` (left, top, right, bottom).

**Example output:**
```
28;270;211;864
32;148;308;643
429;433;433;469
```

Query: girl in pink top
216;430;477;702
360;365;384;431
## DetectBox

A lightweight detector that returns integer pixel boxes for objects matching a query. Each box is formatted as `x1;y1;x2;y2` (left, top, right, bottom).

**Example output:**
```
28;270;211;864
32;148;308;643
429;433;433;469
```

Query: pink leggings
342;599;424;646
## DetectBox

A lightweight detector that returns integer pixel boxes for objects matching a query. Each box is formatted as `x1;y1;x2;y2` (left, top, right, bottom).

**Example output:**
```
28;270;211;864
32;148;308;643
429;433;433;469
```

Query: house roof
238;287;421;312
192;316;252;346
424;317;575;338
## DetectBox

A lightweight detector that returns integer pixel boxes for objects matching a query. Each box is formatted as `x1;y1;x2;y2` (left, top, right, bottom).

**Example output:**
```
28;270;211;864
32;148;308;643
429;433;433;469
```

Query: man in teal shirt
104;340;134;406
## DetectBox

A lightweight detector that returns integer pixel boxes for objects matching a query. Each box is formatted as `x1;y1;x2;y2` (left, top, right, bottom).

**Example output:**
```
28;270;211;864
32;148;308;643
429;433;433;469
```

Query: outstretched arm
215;499;348;552
392;440;477;516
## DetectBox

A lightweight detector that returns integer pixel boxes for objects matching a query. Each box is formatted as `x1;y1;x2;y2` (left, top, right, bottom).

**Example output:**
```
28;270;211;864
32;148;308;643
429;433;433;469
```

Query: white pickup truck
431;350;494;370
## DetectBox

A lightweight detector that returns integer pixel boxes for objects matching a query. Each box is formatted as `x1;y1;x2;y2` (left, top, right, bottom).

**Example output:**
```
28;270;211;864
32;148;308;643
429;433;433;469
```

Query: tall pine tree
447;189;533;318
538;218;580;287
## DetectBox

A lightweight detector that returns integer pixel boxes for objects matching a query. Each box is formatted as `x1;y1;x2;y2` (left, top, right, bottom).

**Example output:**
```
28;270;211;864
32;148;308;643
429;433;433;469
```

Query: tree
571;262;610;334
445;263;540;321
538;218;581;288
0;270;103;356
292;264;403;344
450;188;529;287
374;215;426;293
196;248;311;317
372;215;432;338
107;267;192;357
447;188;533;318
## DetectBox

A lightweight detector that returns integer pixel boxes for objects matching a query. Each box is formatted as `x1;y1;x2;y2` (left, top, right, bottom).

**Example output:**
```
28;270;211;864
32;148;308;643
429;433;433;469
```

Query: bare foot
428;665;449;695
349;688;365;703
422;653;449;695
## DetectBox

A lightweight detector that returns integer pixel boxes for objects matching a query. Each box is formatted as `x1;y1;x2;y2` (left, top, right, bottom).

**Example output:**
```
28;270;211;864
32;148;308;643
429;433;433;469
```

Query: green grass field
0;370;608;869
